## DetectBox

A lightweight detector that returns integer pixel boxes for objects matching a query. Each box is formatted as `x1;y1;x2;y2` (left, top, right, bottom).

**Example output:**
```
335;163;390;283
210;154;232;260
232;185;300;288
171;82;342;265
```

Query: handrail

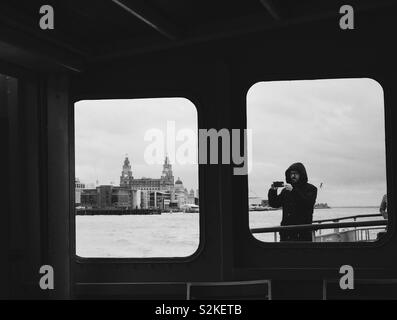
251;219;387;234
312;213;382;223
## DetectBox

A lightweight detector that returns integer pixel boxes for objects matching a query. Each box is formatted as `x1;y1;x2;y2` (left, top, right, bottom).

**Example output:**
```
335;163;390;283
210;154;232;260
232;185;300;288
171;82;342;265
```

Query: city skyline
77;154;197;194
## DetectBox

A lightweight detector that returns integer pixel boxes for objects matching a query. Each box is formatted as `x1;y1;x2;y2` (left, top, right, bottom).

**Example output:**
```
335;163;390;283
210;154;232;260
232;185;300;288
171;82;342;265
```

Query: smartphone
273;181;284;188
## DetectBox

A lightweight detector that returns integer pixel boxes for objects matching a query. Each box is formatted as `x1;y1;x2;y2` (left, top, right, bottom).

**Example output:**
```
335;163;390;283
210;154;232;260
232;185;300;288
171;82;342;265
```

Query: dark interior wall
1;4;396;299
21;78;46;298
0;71;47;299
46;75;71;299
0;74;11;299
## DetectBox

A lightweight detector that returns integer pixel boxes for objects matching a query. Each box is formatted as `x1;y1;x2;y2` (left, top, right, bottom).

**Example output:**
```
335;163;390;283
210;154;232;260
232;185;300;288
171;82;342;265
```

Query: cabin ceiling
0;0;394;72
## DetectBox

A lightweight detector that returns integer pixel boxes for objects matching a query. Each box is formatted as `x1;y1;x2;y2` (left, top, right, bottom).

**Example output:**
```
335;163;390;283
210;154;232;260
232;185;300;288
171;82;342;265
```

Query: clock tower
120;156;133;188
160;155;174;190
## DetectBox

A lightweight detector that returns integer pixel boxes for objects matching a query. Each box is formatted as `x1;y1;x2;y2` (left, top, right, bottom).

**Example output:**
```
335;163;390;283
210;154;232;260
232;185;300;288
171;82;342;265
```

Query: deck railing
313;213;383;223
251;214;387;242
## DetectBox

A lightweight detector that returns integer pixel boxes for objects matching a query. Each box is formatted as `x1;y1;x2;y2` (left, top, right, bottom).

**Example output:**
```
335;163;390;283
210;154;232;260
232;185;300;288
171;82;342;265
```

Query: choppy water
76;212;200;258
76;207;382;258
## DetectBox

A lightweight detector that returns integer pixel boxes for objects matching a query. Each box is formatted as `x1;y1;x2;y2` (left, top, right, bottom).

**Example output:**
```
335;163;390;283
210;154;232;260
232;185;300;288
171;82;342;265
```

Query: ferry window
247;78;387;243
74;98;199;257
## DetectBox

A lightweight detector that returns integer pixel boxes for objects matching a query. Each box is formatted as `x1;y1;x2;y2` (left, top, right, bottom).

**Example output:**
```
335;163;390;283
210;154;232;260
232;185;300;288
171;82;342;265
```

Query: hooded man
268;162;317;242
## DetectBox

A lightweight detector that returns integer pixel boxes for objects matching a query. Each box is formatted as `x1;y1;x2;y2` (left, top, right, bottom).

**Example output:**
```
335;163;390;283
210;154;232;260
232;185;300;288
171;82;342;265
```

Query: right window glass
247;78;387;242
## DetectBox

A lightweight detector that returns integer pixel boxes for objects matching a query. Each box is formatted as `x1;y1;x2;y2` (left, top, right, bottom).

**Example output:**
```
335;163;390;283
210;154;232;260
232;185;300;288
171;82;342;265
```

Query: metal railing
313;213;382;223
251;213;388;242
313;213;383;237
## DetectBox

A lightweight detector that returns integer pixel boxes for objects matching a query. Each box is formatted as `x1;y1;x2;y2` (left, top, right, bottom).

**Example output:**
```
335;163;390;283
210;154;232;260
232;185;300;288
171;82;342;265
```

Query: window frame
71;94;205;263
243;76;393;249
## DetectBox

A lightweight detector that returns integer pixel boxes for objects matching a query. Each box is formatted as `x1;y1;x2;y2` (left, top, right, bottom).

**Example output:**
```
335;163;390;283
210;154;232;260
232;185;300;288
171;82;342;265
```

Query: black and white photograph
1;0;397;307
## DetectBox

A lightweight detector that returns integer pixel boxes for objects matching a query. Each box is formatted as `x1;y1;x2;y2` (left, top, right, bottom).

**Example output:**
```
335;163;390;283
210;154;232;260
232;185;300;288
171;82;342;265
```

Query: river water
76;207;383;258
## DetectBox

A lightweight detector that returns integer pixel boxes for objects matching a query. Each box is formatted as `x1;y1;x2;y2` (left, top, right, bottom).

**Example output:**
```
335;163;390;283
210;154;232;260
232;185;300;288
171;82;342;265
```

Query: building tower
160;155;174;190
120;156;133;188
174;177;187;208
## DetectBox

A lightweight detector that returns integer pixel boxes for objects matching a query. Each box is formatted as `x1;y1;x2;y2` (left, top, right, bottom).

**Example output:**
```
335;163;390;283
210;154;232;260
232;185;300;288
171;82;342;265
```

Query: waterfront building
80;156;197;211
80;188;98;208
75;178;86;205
131;177;162;191
131;190;141;209
120;155;175;192
186;189;195;205
111;187;131;208
81;185;133;209
149;191;171;210
96;185;113;209
174;177;188;208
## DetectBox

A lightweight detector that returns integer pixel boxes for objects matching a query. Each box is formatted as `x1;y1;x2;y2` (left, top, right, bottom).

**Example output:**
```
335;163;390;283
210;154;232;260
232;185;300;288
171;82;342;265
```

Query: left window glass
74;98;199;258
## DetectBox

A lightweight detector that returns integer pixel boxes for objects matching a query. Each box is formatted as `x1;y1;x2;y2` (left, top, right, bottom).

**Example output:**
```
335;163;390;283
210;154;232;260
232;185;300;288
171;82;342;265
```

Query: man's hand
270;183;277;190
284;183;293;191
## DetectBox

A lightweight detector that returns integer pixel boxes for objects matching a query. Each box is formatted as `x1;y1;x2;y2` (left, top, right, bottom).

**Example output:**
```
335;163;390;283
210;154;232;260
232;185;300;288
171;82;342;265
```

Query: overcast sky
75;78;386;207
248;78;386;206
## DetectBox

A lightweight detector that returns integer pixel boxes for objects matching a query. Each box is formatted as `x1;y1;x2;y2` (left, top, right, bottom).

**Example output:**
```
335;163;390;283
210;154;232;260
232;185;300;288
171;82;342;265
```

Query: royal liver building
118;155;195;210
80;156;195;210
120;155;174;191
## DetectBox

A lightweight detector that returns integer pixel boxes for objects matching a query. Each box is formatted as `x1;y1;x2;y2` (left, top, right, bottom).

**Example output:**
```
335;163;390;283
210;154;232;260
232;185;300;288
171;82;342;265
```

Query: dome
175;177;183;184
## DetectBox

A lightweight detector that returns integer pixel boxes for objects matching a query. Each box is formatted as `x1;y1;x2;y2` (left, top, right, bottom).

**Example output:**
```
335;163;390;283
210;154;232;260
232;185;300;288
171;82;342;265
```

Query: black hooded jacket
268;163;317;227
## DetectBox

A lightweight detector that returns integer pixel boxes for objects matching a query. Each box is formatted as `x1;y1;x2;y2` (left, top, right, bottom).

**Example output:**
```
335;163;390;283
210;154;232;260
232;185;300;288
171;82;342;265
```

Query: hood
285;162;308;185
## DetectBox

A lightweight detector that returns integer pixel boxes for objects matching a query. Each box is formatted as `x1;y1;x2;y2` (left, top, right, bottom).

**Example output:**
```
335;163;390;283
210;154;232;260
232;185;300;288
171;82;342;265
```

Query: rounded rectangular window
74;98;200;257
248;78;387;243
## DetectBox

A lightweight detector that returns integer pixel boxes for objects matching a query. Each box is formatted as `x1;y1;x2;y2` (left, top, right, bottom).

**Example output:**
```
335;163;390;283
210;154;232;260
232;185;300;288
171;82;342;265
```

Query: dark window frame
71;94;205;263
241;76;394;251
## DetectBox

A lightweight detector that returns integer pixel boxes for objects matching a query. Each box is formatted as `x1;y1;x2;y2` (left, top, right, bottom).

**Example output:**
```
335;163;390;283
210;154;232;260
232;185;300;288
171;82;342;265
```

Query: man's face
290;170;300;184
